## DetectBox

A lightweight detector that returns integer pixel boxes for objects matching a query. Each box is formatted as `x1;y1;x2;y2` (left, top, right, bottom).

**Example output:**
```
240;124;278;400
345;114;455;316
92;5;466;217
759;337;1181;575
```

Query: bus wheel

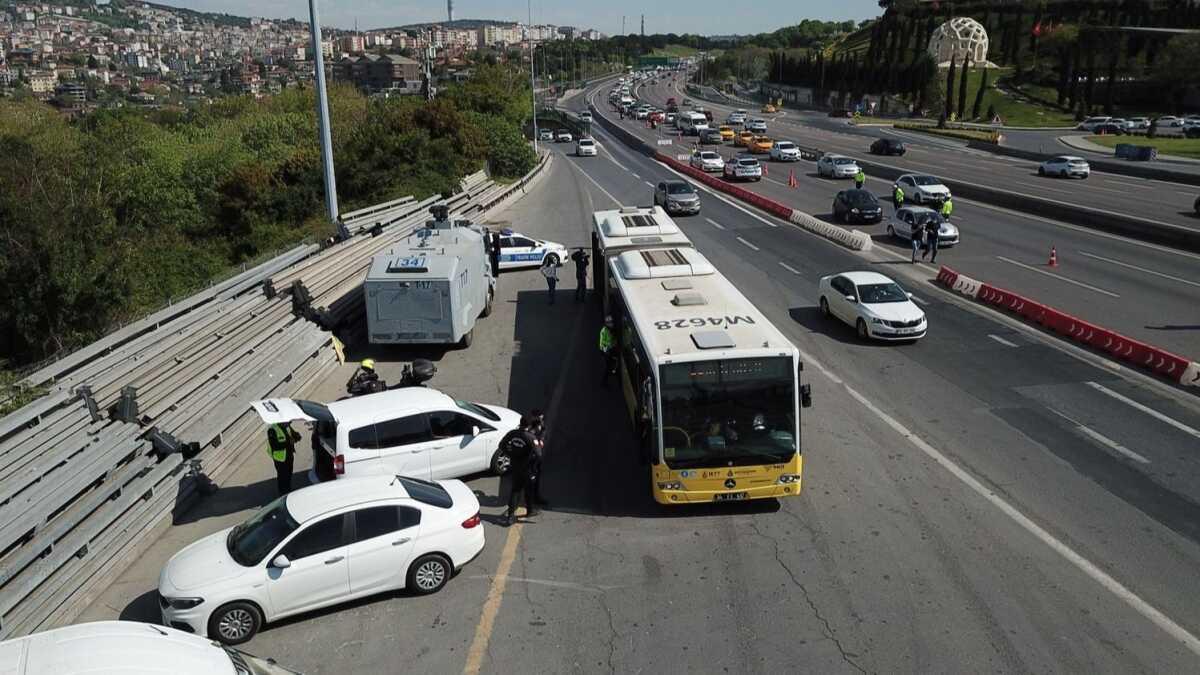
459;329;473;349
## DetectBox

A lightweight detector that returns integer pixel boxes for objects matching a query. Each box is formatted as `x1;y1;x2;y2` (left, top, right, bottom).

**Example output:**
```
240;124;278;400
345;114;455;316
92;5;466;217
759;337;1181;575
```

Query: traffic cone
1048;246;1058;267
788;169;798;188
762;162;768;176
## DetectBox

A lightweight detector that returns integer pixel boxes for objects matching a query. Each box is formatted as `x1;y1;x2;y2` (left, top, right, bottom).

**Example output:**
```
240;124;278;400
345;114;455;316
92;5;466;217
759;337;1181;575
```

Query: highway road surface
79;82;1200;674
663;80;1200;231
623;79;1200;362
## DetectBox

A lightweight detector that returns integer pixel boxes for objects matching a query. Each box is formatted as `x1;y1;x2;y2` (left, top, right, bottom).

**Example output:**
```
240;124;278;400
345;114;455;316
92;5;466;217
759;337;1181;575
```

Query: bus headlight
777;474;801;484
657;481;683;491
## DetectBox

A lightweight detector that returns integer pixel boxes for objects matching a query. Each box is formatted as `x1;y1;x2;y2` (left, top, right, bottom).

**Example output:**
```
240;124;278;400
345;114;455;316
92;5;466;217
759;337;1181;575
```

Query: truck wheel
459;330;473;349
481;289;494;318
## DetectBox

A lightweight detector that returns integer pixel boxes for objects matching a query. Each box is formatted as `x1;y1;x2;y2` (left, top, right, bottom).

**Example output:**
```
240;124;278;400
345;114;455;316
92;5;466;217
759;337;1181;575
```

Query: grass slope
1087;135;1200;160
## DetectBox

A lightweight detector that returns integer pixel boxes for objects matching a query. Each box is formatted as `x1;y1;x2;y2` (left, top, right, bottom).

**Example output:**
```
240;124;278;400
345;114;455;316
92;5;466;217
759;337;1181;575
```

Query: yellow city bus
598;239;812;504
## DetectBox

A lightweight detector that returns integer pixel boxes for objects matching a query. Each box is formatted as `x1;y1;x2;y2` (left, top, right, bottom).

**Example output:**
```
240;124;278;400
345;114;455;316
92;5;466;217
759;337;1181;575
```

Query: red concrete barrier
653;152;794;220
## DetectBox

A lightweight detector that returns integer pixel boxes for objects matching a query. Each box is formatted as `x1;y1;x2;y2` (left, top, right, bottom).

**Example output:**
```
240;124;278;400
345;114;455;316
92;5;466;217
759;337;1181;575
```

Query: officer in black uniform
571;249;590;302
499;415;541;526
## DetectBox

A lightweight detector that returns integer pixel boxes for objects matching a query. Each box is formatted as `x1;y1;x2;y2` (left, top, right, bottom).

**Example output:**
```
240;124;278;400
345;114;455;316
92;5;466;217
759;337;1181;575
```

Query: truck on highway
364;205;496;348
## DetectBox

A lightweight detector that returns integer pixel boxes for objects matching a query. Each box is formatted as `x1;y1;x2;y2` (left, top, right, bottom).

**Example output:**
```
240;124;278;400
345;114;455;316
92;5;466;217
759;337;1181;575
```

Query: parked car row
1077;114;1200;134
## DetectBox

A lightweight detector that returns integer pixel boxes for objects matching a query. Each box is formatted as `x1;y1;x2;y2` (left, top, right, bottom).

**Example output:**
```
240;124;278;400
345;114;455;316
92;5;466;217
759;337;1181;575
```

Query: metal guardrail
0;160;546;638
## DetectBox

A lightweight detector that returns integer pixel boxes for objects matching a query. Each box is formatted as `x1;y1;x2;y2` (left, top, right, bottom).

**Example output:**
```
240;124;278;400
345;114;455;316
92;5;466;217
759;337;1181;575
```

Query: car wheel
1038;166;1045;176
832;209;841;222
887;224;896;238
481;288;494;318
819;296;831;317
458;329;473;349
490;448;511;475
1060;170;1067;178
856;318;869;341
208;601;262;646
407;554;452;595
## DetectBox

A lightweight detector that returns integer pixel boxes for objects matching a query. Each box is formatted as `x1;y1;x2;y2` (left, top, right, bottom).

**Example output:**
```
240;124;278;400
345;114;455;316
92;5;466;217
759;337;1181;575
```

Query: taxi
750;136;774;154
735;130;756;147
762;103;777;113
718;125;735;142
497;228;569;269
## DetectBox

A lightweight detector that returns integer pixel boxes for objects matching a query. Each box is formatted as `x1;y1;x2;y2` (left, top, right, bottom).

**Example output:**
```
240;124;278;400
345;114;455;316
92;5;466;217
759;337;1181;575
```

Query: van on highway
678;111;709;136
0;621;298;675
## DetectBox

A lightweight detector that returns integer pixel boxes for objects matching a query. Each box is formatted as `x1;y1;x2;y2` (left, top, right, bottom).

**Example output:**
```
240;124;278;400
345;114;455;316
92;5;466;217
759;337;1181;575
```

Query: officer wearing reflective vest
893;184;904;207
266;422;301;495
940;196;953;220
599;316;616;388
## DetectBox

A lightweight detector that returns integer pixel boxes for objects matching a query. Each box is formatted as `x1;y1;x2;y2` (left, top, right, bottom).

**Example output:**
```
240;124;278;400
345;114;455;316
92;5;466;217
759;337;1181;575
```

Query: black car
1185;126;1200;139
832;189;883;224
700;129;724;144
870;138;906;156
1091;123;1126;136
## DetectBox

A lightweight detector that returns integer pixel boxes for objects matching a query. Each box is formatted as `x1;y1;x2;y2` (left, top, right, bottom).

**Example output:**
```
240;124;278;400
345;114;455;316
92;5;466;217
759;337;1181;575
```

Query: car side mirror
471;426;480;437
906;292;914;298
844;295;857;303
271;554;291;569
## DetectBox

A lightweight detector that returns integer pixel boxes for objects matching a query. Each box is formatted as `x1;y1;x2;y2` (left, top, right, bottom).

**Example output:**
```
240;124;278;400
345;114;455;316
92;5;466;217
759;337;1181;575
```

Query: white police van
496;228;569;270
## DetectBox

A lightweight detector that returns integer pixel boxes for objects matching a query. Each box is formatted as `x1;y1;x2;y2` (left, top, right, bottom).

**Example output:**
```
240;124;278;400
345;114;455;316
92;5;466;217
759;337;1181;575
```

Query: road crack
748;521;869;674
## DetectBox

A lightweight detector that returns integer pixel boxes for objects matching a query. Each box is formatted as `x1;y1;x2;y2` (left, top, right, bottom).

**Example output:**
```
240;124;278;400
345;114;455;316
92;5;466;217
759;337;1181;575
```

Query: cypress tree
958;52;971;120
972;66;989;120
944;54;957;122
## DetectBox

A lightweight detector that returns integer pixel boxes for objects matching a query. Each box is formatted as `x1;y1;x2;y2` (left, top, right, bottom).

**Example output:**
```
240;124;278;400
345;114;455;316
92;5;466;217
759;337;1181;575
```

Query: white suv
251;388;522;482
159;475;485;644
576;137;597;157
770;141;801;161
724;156;762;181
691;150;725;172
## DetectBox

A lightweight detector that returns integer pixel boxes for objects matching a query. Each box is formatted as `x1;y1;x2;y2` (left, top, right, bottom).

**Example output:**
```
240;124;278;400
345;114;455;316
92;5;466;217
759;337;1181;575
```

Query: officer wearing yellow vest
599;316;616;388
854;168;866;190
940;196;953;220
893;184;904;207
267;422;302;495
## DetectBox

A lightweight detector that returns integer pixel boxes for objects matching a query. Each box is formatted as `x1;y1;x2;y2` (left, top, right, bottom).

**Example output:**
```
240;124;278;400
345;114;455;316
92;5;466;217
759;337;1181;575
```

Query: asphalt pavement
73;100;1200;674
660;80;1200;230
613;83;1200;363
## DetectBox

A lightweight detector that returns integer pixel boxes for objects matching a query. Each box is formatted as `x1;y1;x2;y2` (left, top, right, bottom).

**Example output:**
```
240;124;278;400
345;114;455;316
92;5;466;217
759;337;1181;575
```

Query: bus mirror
801;384;813;408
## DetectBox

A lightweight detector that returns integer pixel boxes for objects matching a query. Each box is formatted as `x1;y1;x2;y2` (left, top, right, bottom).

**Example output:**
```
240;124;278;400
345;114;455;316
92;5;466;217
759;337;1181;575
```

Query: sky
154;1;884;34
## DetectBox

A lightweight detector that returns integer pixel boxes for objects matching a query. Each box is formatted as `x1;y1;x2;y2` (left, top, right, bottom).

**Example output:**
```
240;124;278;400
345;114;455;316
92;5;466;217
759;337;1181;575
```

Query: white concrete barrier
952;274;982;299
787;211;873;251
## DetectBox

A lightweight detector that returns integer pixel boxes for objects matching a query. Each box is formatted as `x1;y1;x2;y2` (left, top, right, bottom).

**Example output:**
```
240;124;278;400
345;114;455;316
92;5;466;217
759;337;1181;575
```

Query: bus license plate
714;491;748;502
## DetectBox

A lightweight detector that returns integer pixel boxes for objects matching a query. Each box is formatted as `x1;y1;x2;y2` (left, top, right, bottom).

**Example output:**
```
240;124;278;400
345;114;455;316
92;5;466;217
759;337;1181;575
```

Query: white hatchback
251;388;522;482
893;173;951;204
1039;155;1090;178
817;154;861;179
691;150;725;172
159;475;485;645
818;271;927;341
576;137;597;157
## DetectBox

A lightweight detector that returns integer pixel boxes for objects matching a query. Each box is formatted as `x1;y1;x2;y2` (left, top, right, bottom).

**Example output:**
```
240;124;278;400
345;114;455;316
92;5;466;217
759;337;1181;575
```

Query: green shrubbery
0;64;535;369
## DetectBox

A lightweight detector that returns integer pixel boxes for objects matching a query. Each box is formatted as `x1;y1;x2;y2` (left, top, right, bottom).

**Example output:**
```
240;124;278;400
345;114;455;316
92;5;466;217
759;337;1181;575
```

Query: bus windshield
659;357;797;469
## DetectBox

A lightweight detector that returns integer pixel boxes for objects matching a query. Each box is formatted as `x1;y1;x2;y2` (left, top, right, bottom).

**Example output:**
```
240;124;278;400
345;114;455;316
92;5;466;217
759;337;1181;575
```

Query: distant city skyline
152;1;883;34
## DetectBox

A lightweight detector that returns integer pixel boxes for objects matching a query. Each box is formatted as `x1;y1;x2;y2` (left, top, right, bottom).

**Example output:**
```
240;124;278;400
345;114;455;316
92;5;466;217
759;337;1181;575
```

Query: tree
957;52;971;121
1155;33;1200;113
972;66;989;120
943;55;956;124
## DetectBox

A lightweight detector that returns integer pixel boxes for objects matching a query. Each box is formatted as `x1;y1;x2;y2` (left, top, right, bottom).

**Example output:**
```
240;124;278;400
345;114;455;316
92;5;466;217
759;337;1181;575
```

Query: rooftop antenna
448;0;454;24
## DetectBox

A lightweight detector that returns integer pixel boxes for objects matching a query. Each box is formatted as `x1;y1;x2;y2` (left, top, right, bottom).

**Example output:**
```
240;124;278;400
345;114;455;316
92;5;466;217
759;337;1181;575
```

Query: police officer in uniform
571;248;590;302
893;184;905;208
266;421;301;495
940;196;953;221
854;168;866;190
346;359;384;396
599;316;616;388
500;415;541;526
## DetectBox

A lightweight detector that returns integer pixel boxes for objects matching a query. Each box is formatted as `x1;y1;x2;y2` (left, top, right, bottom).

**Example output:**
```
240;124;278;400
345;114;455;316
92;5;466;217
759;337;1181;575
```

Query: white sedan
745;118;768;133
576;137;597;157
497;228;568;269
769;141;801;161
690;150;725;172
555;130;573;143
893;173;951;204
1039;155;1090;178
158;475;484;645
818;271;927;341
817;154;861;179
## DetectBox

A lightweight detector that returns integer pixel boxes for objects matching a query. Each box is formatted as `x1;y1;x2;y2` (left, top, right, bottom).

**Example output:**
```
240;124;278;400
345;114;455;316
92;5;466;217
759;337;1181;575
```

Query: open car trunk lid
250;398;329;425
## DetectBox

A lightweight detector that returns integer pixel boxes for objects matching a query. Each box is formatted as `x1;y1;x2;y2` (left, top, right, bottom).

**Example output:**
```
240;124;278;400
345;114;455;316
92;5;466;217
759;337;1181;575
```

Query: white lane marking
1048;409;1151;464
644;181;654;187
631;172;640;178
818;373;1200;658
736;236;760;251
705;217;727;230
995;255;1121;298
1012;180;1074;194
1086;381;1200;440
988;334;1020;348
1077;251;1200;288
568;160;622;207
779;261;801;275
909;295;930;305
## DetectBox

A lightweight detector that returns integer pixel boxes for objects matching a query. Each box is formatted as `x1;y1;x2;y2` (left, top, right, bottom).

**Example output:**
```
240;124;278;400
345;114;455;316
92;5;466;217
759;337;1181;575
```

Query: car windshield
227;496;299;567
776;142;795;150
834;157;855;165
912;175;941;186
660;357;797;469
700;152;719;159
667;183;694;195
913;211;944;226
738;159;758;167
456;399;500;421
1069;159;1088;166
846;191;879;207
857;282;909;304
579;140;593;146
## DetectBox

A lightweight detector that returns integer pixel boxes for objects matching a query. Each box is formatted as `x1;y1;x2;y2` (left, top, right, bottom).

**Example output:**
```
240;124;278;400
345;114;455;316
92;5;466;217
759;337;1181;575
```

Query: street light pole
307;0;339;233
529;0;537;155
